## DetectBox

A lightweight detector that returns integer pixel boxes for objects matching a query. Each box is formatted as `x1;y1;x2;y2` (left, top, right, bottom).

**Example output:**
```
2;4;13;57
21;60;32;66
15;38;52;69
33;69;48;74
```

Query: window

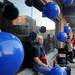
0;0;56;53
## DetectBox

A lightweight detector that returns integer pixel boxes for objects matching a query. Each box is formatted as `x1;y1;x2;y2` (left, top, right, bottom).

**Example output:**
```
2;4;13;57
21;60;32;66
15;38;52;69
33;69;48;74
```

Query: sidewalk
71;68;75;75
71;59;75;75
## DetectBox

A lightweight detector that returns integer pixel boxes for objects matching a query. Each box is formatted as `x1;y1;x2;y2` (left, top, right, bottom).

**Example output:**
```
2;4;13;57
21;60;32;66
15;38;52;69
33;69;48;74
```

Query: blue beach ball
43;2;60;20
50;65;67;75
57;32;67;42
0;32;24;75
64;25;72;34
63;0;73;5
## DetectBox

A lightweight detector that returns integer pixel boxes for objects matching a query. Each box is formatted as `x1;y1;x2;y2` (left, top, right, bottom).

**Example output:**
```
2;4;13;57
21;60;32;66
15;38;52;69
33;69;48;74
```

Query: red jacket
72;38;75;47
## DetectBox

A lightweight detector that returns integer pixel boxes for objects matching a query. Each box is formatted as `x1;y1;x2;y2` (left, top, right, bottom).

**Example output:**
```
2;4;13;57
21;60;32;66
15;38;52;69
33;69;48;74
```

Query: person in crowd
29;35;52;75
66;37;74;63
72;34;75;57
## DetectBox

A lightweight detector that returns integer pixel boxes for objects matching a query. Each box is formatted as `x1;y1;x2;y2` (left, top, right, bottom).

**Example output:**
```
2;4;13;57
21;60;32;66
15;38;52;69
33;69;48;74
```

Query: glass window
0;0;56;53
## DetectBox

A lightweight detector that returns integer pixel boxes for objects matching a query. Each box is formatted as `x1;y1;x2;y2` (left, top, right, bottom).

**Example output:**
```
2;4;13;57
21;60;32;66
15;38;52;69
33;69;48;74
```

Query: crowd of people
23;31;75;75
65;33;75;63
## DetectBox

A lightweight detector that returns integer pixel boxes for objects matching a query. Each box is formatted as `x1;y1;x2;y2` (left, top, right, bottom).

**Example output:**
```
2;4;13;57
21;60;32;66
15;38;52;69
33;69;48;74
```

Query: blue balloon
57;32;67;42
64;26;72;33
43;2;60;20
0;32;24;75
50;65;67;75
63;0;73;5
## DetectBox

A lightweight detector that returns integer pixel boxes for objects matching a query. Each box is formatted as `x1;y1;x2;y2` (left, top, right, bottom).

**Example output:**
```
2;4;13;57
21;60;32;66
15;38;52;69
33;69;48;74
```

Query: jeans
65;66;71;75
32;64;52;75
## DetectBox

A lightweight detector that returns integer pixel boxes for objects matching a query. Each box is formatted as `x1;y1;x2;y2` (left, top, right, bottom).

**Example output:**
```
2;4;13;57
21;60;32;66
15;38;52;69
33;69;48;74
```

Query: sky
0;0;55;30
